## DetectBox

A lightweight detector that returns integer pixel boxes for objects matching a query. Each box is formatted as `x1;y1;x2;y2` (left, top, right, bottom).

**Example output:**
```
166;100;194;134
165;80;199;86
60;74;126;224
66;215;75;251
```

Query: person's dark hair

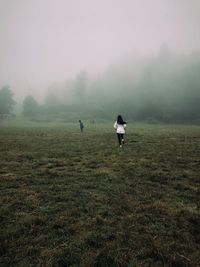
117;115;126;125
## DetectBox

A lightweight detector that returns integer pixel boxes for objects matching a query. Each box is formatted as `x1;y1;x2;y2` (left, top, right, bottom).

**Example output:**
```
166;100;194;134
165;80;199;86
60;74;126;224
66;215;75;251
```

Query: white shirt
114;121;126;134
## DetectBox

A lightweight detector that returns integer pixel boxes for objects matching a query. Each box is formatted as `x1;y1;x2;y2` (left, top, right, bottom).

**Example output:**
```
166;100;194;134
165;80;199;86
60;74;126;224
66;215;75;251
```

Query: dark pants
117;133;124;145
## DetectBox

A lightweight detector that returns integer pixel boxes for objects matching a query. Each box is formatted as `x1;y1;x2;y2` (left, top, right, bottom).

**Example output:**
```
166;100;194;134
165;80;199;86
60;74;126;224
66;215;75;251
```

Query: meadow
0;122;199;267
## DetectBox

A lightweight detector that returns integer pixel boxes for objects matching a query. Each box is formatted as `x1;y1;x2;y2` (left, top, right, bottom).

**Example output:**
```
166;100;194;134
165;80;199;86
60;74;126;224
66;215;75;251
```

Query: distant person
79;120;84;133
114;115;127;147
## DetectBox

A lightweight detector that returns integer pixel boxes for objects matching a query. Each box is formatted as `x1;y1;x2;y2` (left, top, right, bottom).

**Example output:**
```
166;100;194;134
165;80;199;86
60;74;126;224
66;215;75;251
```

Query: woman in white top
114;115;127;147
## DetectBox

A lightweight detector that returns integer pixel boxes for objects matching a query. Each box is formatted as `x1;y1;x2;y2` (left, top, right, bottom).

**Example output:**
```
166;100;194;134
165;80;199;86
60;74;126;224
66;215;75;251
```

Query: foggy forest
1;45;200;124
0;0;200;124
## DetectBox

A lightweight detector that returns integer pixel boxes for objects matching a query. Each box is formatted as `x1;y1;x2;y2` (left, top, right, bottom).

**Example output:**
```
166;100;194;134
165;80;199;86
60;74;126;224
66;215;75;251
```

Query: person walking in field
114;115;127;147
79;120;84;133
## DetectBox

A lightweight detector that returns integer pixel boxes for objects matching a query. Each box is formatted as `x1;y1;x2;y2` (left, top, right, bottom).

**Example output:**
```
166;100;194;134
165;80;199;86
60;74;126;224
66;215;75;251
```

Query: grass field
0;123;200;267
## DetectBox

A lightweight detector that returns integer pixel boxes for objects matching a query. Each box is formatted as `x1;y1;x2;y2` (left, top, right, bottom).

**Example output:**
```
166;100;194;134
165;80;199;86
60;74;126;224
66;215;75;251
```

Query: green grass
0;123;200;266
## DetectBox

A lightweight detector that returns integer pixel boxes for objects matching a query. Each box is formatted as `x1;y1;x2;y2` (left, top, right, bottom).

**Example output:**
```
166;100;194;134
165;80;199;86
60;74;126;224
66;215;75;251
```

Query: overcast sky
0;0;200;99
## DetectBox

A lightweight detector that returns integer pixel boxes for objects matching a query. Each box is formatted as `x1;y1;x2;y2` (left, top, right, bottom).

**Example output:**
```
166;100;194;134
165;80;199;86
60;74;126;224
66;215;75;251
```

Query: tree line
1;47;200;123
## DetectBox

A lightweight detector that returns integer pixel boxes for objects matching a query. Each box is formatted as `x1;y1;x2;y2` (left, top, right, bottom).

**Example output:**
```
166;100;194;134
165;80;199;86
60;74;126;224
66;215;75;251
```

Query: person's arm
114;121;117;129
124;124;127;128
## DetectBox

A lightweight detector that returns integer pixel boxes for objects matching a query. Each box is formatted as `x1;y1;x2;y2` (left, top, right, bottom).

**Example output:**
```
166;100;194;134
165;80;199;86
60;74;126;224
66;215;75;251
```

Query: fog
0;0;200;122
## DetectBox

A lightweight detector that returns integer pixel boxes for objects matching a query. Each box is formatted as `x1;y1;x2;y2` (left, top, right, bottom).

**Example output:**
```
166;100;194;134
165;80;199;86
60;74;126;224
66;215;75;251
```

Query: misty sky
0;0;200;99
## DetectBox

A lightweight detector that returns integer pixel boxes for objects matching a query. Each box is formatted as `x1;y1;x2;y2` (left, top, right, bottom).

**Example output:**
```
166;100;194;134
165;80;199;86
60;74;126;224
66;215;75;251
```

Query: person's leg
121;134;124;144
117;133;122;146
